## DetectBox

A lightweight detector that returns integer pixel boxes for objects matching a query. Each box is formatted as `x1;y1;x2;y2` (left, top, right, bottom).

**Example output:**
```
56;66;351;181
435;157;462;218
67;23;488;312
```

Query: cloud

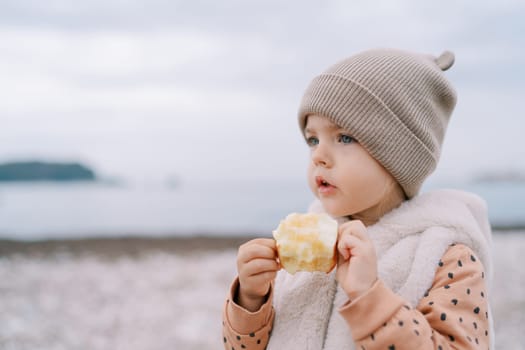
0;0;523;182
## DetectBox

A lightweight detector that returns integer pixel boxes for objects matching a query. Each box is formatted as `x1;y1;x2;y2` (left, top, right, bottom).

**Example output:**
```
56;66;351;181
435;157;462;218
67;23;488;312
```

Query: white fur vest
266;189;494;350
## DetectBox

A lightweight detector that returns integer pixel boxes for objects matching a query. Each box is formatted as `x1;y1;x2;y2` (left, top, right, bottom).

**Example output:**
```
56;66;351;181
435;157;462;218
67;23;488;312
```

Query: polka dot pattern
221;278;274;350
345;244;490;350
418;244;491;348
222;315;272;350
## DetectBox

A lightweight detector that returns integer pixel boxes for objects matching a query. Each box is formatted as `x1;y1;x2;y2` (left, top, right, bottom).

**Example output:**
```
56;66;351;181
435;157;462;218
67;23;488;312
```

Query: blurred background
0;0;524;349
1;0;525;237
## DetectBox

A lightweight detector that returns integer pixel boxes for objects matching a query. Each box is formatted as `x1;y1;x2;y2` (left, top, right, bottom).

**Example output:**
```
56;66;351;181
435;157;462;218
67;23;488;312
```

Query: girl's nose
312;143;332;167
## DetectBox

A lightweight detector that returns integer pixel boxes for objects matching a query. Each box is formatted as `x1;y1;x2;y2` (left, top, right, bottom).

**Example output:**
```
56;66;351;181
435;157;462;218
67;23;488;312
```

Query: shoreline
0;229;523;258
0;235;259;258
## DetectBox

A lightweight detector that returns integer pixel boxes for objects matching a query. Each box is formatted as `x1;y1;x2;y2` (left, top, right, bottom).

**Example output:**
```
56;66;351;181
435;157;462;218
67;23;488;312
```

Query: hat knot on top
298;48;458;198
435;51;455;70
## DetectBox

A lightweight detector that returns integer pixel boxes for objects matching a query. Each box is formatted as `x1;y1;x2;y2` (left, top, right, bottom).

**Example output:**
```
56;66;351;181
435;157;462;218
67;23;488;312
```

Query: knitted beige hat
298;48;457;198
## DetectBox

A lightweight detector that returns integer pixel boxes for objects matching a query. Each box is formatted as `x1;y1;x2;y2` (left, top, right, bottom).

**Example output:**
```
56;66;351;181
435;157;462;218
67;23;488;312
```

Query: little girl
222;48;493;349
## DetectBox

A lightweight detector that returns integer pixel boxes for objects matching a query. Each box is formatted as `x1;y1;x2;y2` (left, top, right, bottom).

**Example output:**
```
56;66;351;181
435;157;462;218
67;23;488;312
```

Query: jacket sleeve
222;277;275;350
339;244;491;349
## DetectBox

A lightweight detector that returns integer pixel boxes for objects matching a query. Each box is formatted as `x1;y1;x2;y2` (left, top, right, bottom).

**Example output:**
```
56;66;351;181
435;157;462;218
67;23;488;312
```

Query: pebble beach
0;232;524;349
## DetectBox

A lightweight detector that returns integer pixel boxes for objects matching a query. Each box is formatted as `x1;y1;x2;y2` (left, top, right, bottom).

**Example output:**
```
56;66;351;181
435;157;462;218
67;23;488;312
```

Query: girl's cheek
306;167;318;196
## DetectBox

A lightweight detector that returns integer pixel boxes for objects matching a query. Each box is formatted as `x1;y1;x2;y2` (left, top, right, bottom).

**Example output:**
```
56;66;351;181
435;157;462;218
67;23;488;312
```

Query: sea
0;178;523;241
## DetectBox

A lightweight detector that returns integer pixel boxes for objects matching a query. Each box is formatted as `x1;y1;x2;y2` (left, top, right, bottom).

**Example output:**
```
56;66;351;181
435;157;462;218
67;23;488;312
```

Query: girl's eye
339;134;355;144
306;136;319;146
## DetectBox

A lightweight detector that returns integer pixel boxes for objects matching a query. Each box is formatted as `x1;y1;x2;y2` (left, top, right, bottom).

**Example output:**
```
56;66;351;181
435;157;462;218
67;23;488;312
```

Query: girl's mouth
315;176;336;195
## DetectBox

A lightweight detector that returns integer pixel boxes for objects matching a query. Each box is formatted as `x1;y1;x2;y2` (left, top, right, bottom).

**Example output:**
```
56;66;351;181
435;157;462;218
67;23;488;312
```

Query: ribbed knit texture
298;49;457;198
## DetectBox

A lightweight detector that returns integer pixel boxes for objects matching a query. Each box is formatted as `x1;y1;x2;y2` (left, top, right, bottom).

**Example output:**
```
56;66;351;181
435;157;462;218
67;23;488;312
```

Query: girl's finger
338;220;368;241
337;232;361;260
249;270;278;283
246;238;277;249
238;243;277;263
242;258;281;277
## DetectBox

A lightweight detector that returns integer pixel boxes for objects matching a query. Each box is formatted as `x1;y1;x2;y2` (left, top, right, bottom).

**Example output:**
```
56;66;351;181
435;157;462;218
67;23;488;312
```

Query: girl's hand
336;220;378;300
236;238;280;312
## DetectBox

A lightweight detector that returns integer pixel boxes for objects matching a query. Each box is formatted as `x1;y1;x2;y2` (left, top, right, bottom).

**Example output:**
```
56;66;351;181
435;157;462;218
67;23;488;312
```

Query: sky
1;0;524;186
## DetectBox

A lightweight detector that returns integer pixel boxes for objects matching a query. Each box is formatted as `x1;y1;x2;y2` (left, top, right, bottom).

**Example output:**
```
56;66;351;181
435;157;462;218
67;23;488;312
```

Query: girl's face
305;114;398;223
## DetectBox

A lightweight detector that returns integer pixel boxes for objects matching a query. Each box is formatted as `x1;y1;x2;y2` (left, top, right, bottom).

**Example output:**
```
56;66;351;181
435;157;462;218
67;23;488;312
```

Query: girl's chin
319;201;353;218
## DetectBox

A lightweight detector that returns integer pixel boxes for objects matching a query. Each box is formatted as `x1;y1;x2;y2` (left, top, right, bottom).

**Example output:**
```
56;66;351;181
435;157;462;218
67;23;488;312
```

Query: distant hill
473;170;525;184
0;161;97;182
